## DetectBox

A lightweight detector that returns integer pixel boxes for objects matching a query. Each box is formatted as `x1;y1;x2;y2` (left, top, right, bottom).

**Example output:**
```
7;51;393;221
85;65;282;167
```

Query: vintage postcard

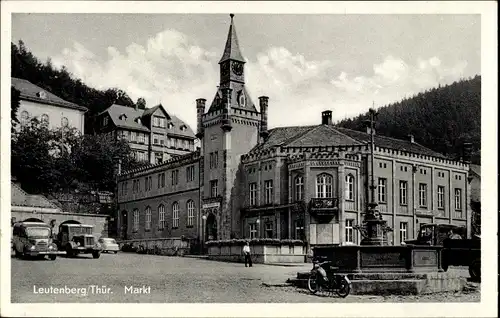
0;1;497;317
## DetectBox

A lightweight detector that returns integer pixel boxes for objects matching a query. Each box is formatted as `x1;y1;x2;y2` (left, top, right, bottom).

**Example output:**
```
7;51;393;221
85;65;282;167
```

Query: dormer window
168;123;174;129
180;125;187;132
135;117;141;124
37;91;47;99
119;114;127;121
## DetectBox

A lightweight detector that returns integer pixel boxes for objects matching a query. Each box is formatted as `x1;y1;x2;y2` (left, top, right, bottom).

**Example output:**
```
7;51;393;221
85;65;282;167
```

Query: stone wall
208;243;306;264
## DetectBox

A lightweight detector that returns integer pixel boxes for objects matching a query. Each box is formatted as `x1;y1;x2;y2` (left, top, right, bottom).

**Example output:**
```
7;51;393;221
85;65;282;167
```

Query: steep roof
104;104;150;132
219;14;245;64
250;124;446;158
11;77;88;112
335;127;446;158
100;104;195;138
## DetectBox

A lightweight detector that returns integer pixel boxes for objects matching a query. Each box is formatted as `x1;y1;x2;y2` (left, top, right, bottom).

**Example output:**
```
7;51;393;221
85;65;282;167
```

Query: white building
12;77;88;134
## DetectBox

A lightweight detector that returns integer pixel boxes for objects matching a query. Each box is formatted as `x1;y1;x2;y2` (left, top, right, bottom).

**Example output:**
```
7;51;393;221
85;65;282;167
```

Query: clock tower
197;14;263;241
219;14;246;85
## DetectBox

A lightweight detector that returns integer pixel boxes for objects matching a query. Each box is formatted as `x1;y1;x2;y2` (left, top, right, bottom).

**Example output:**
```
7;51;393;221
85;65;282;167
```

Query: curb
261;282;293;287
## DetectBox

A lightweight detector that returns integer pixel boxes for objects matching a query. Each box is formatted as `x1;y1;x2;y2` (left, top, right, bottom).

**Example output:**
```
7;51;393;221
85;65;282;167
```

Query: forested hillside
337;76;481;164
11;41;146;134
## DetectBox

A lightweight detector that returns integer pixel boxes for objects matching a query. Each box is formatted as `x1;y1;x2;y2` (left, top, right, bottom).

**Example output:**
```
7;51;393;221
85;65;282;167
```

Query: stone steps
289;271;466;295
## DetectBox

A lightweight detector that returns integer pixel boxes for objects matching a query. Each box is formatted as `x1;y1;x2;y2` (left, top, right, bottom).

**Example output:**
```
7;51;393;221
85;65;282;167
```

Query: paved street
11;252;479;303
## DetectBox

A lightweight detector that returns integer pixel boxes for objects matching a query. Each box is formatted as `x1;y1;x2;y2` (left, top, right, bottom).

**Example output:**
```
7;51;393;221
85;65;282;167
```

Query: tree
11;119;61;194
11;119;145;194
136;97;146;110
11;87;21;132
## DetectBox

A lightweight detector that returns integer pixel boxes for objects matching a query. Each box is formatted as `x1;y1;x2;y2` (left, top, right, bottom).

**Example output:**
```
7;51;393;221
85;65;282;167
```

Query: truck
54;220;102;258
404;223;481;281
12;220;65;260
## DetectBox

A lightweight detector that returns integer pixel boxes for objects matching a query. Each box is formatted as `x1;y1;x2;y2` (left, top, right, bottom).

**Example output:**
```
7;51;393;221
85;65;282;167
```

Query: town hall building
116;15;471;252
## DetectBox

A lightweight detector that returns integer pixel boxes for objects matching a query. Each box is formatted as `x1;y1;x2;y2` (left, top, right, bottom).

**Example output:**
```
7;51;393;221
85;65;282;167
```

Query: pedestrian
243;242;252;267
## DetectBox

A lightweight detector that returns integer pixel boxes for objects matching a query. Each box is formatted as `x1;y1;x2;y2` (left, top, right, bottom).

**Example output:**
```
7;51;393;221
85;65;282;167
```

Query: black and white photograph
0;1;497;317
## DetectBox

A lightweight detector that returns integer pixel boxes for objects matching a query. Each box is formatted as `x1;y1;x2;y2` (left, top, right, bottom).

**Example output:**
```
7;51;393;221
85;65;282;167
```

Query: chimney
259;96;269;140
195;98;206;139
221;88;233;132
462;142;473;163
321;110;333;125
408;134;415;143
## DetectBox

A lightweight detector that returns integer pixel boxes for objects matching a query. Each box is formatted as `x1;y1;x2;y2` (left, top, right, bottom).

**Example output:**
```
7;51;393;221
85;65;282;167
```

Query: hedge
205;238;304;247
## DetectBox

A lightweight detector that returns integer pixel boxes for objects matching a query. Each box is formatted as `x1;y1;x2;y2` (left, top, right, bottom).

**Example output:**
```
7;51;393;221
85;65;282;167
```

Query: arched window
21;111;29;126
145;206;152;230
187;200;195;227
133;209;139;232
345;174;355;201
172;202;179;228
316;173;333;198
158;204;166;230
295;176;304;201
40;114;49;126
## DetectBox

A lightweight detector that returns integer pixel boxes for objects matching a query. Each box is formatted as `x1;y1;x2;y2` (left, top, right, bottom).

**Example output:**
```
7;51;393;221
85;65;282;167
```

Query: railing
310;198;339;210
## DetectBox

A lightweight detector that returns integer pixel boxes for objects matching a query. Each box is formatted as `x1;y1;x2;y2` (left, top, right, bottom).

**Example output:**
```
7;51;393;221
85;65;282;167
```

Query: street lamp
201;215;207;254
256;218;260;239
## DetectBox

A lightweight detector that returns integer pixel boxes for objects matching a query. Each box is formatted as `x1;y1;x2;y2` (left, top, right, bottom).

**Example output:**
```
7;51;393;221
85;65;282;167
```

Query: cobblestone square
11;253;479;303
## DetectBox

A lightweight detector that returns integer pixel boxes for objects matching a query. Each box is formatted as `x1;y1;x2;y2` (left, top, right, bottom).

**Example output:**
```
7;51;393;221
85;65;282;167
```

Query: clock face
232;62;243;76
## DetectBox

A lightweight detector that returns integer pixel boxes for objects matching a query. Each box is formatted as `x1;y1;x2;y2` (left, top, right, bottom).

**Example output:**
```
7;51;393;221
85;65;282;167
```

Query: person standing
243;242;252;267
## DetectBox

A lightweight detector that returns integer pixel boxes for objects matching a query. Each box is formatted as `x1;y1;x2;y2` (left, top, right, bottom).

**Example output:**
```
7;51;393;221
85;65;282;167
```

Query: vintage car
12;219;64;260
98;237;119;253
54;220;102;258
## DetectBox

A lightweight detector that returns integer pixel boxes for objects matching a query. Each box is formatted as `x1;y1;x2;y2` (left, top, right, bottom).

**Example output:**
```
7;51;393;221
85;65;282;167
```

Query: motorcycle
307;258;351;298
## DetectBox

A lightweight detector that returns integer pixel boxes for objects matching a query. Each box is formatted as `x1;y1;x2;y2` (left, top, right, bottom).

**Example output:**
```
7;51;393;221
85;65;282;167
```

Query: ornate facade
116;15;472;251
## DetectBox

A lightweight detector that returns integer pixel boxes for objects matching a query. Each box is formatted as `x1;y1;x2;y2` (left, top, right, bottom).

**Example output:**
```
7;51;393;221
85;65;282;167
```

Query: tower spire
219;14;245;64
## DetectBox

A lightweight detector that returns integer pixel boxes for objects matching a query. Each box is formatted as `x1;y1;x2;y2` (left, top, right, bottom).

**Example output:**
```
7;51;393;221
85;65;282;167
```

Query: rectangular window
294;219;304;240
144;176;152;191
145;208;151;231
187;201;195;227
171;170;179;185
345;219;354;244
210;180;218;197
249;223;257;239
264;180;273;204
399;181;408;205
455;188;462;210
378;178;387;203
419;183;427;207
249;182;257;206
158;205;166;230
130;132;136;142
209;151;219;169
295;176;304;201
437;186;445;209
186;166;195;182
172;204;179;228
133;210;139;232
399;222;408;244
153;116;166;128
121;182;128;196
265;222;274;238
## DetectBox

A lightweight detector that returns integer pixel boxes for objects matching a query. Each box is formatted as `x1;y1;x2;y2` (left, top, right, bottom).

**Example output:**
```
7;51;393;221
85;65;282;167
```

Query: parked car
98;237;119;253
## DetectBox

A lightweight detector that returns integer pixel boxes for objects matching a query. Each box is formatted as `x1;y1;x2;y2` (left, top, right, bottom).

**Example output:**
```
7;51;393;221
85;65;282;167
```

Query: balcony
309;198;339;218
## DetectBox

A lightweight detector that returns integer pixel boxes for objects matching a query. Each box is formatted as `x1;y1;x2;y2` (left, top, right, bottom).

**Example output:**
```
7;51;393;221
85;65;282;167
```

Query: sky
11;14;481;130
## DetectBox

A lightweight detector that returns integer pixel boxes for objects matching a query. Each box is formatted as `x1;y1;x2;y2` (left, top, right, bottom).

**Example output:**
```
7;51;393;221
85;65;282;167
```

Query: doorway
206;213;217;241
